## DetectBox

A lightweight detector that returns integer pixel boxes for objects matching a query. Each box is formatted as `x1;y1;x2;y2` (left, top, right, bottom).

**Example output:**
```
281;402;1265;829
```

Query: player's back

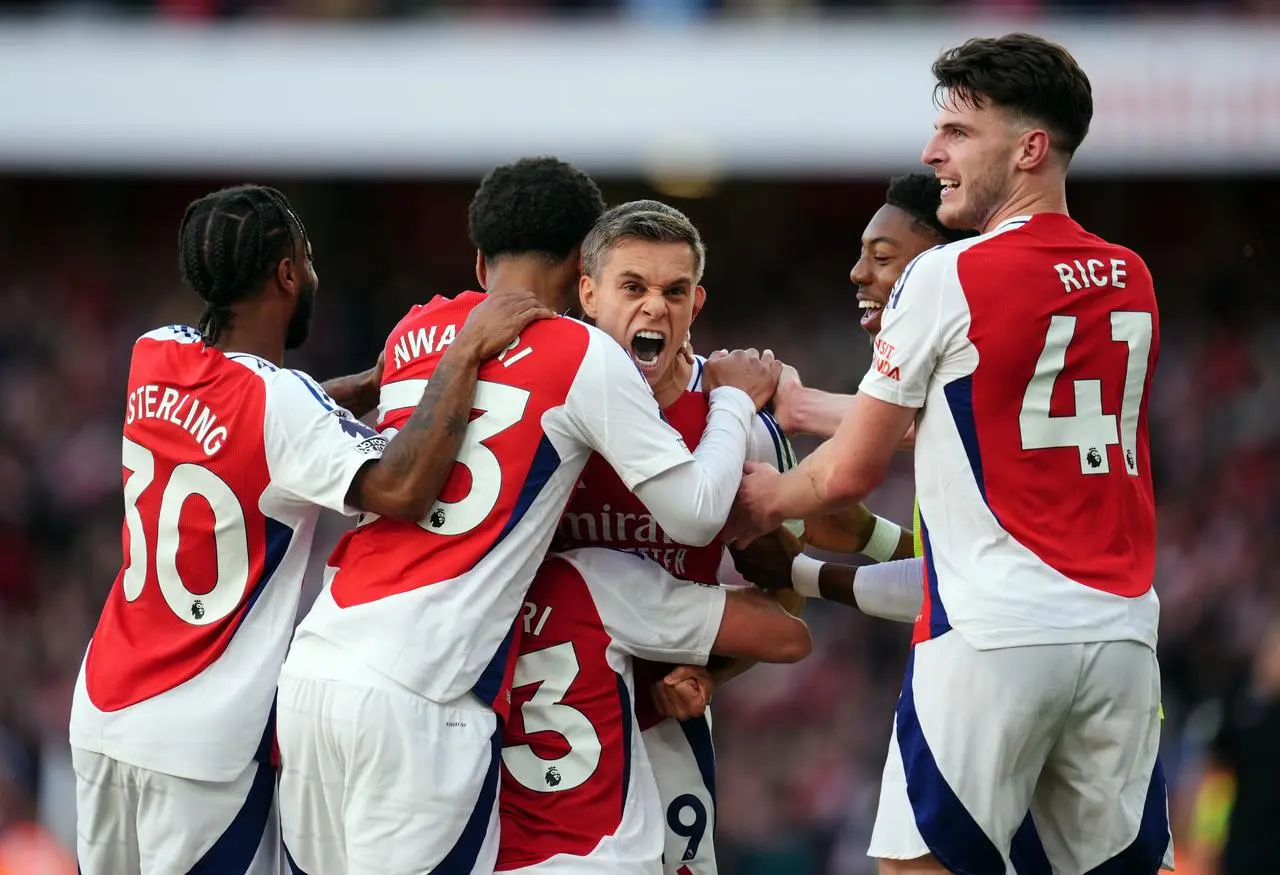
70;325;377;782
903;214;1160;649
290;292;680;712
497;548;727;875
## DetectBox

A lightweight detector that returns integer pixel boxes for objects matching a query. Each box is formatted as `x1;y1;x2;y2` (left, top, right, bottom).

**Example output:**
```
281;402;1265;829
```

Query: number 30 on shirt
120;437;251;626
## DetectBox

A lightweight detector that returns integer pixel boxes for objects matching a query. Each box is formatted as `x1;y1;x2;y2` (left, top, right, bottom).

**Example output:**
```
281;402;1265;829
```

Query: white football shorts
276;669;500;875
643;711;718;875
73;743;278;875
868;631;1174;874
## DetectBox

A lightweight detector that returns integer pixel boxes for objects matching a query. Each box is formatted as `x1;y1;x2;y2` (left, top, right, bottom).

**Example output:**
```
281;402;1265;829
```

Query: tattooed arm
345;290;554;522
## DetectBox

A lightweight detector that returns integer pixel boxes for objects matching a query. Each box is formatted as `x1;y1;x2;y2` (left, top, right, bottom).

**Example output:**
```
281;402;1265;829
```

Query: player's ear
274;256;295;297
474;250;488;290
579;273;598;320
1016;128;1052;172
691;285;707;322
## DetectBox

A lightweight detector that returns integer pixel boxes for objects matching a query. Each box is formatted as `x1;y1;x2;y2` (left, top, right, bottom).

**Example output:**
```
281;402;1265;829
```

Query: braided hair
177;185;308;345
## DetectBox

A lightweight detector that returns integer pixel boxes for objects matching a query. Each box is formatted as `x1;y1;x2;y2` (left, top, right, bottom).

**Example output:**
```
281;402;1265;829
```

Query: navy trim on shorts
430;727;502;874
283;844;309;875
186;757;276;875
1085;757;1171;874
1010;814;1052;875
678;714;717;805
895;648;1003;875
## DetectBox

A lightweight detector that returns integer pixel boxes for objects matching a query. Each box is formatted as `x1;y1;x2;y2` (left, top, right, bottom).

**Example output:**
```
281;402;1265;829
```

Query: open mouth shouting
630;329;667;371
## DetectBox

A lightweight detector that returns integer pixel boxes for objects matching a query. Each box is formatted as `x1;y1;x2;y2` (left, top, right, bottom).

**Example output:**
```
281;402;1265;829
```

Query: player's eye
623;283;643;294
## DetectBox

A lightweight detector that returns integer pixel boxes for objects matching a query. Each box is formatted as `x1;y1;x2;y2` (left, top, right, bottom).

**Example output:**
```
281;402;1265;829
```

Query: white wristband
863;516;903;563
790;553;824;599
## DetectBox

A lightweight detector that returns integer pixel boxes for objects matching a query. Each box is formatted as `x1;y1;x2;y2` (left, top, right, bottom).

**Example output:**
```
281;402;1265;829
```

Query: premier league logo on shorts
1086;447;1103;469
190;599;205;620
544;766;562;787
429;508;447;528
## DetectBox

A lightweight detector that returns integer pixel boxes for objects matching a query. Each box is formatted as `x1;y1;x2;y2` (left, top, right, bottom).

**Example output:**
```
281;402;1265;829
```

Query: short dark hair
932;33;1093;158
468;157;605;265
581;200;706;281
885;173;976;244
178;184;306;345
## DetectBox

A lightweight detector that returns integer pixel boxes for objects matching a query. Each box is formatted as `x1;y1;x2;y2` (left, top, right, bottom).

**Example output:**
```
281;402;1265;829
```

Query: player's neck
484;260;568;314
651;353;693;409
981;183;1068;234
214;308;286;365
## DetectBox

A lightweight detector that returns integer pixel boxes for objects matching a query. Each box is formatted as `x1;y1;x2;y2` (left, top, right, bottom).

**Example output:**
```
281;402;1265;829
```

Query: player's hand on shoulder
458;287;556;360
770;362;804;435
652;665;714;721
726;461;784;547
702;348;782;412
728;524;802;590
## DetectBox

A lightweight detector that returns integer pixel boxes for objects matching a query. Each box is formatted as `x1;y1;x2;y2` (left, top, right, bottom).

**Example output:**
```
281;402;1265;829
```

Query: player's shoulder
136;324;203;346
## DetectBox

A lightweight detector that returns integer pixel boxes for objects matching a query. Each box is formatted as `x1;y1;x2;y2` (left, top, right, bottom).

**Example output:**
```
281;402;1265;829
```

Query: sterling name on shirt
125;384;227;457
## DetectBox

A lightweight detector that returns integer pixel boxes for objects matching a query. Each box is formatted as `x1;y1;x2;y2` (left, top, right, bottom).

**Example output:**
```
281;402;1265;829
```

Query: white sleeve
748;408;797;471
262;369;385;516
858;246;966;409
566;329;755;546
565;548;726;666
853;557;925;623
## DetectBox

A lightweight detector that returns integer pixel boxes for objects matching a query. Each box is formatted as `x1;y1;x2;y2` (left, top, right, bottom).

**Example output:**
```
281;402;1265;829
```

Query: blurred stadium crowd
1;0;1278;20
0;173;1275;874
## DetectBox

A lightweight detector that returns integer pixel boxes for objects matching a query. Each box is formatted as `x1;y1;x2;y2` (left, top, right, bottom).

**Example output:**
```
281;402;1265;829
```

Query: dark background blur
1;3;1278;874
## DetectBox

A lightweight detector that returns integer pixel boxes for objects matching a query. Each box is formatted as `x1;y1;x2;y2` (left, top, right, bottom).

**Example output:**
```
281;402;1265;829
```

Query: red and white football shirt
558;355;794;729
286;293;754;712
859;214;1160;650
70;326;382;782
496;548;726;874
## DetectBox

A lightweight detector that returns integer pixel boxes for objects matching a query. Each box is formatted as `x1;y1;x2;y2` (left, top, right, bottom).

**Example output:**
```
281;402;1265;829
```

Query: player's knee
877;854;947;875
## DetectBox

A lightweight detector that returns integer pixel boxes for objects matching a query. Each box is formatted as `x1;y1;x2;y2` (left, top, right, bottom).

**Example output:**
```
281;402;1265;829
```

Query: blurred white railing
0;17;1275;176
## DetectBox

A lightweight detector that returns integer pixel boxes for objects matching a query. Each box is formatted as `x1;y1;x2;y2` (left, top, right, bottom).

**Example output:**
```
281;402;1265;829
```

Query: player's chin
630;350;667;386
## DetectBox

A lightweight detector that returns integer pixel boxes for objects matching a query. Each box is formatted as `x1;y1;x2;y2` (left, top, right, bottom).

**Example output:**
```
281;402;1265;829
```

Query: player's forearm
633;387;754;546
773;441;871;523
802;505;912;561
350;340;483;521
706;588;806;688
790;555;923;622
787;386;855;439
322;367;380;419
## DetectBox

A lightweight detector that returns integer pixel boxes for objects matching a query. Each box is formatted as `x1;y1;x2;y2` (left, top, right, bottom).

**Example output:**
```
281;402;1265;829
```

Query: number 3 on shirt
1018;311;1153;476
502;642;602;793
378;378;531;536
121;437;251;625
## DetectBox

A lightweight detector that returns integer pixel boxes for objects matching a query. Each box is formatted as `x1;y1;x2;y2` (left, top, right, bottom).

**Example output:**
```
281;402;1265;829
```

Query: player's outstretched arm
730;525;923;621
802;504;915;561
771;364;854;439
709;589;812;664
321;351;384;419
730;392;916;545
347;289;554;521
